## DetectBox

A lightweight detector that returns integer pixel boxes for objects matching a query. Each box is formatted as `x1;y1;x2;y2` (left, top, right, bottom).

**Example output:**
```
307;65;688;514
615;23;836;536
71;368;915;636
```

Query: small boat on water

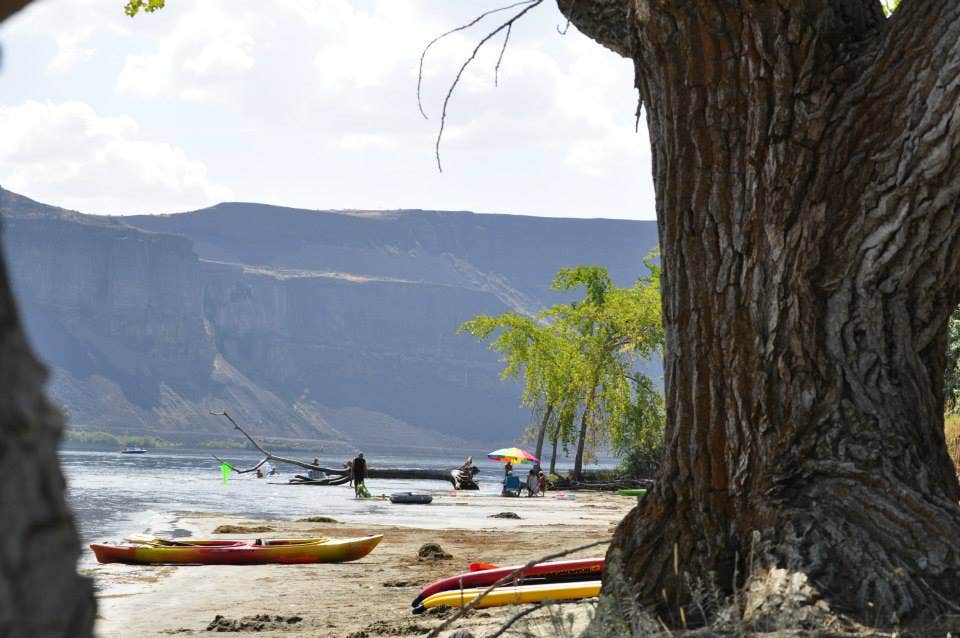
121;446;147;454
90;534;383;565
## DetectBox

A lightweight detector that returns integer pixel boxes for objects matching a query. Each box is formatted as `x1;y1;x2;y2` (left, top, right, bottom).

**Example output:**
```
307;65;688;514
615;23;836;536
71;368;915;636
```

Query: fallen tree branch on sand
210;411;480;489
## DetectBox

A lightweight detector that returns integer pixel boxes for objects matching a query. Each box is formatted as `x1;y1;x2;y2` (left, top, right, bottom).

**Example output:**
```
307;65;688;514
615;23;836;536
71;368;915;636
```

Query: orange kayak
90;535;383;565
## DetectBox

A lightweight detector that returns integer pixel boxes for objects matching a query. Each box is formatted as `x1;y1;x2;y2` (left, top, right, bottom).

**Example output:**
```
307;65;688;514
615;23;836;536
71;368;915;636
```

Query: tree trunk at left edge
0;217;96;636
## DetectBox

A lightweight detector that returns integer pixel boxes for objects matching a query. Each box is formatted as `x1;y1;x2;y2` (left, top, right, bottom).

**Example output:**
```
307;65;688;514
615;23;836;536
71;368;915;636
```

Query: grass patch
946;414;960;474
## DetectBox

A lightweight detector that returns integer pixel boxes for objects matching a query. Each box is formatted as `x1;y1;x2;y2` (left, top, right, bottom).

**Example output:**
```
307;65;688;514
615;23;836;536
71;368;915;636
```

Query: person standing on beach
352;452;367;497
504;461;513;476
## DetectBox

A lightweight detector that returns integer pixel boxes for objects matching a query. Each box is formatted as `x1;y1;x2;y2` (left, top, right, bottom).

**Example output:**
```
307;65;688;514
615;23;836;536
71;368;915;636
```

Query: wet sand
91;491;635;638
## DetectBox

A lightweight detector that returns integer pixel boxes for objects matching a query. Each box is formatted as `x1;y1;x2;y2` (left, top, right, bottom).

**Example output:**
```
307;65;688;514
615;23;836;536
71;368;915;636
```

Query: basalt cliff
1;187;658;452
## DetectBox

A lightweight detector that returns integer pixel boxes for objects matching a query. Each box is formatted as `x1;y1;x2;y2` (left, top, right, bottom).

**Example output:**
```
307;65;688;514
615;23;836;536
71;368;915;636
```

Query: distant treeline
63;430;180;449
61;430;342;454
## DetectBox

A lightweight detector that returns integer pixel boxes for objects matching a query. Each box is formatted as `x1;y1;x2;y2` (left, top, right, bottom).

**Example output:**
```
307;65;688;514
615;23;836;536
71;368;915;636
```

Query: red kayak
411;558;604;607
91;535;383;565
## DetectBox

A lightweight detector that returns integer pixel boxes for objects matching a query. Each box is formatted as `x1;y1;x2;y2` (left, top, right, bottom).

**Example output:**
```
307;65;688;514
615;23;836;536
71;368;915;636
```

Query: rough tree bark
0;3;97;636
561;0;960;630
0;230;96;635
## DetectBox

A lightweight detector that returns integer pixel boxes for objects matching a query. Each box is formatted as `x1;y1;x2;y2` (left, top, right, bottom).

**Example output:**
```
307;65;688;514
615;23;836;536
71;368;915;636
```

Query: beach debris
489;511;521;519
212;525;274;534
382;579;416;587
346;619;434;637
417;543;453;561
447;630;476;638
297;516;339;523
205;614;302;631
211;411;480;489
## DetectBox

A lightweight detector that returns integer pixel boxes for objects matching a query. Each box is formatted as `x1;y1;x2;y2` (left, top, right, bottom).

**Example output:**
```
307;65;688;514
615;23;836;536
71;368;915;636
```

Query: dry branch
418;0;545;172
211;411;480;488
425;538;610;638
485;598;594;638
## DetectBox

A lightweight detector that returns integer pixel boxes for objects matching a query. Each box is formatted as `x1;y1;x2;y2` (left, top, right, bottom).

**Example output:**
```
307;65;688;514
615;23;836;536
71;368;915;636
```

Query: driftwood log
211;411;480;489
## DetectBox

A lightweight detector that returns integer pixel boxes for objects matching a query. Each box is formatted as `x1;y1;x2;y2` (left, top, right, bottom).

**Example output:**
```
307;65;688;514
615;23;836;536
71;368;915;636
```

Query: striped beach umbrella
487;447;540;465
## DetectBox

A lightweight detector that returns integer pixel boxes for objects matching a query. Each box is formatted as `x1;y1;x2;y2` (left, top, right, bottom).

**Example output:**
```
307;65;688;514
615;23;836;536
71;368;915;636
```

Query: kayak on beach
90;534;383;565
413;580;602;613
411;557;604;607
617;488;647;496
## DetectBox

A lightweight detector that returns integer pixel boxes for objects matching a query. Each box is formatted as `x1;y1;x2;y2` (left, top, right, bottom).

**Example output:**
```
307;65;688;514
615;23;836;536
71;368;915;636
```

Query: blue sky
0;0;655;219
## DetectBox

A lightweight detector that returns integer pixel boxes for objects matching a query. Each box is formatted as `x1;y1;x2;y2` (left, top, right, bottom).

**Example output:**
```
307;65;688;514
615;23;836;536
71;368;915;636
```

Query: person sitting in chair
526;467;539;497
502;472;521;497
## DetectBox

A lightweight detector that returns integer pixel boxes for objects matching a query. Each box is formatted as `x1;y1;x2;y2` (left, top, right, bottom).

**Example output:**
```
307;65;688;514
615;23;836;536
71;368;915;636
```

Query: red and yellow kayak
90;535;383;565
412;558;603;607
413;580;602;613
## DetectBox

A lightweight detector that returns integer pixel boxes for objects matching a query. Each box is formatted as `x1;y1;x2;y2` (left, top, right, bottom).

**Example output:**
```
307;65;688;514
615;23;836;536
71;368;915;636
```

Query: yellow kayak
414;580;601;612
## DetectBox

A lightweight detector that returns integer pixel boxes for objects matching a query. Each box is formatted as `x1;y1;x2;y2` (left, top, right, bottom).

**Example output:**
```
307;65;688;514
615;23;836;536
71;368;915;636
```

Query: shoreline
90;491;634;637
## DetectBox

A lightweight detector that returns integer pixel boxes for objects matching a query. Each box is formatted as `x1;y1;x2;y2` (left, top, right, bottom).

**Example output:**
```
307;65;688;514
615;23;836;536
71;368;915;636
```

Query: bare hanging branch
493;24;512;88
424;537;610;638
416;0;538;119
556;0;577;34
420;0;546;172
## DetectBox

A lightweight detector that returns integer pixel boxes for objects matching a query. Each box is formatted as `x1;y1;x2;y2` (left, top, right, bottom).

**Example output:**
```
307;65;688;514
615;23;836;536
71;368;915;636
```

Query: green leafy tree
546;261;662;478
460;258;663;479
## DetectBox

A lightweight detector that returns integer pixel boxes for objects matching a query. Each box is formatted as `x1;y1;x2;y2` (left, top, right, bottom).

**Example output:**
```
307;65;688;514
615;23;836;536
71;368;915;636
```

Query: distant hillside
0;187;659;452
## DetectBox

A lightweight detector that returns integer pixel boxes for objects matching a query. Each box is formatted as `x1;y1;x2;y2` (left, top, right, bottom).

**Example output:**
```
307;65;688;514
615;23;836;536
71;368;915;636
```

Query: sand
90;491;635;638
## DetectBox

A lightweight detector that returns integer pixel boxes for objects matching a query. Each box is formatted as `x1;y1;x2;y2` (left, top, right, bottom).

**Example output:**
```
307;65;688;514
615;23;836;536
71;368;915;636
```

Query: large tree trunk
548;421;560;476
563;0;960;630
573;377;600;480
533;402;553;461
0;223;95;636
0;5;95;634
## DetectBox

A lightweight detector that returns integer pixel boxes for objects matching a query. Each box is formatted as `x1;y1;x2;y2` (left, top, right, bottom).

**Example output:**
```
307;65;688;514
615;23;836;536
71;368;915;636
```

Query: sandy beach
90;491;635;638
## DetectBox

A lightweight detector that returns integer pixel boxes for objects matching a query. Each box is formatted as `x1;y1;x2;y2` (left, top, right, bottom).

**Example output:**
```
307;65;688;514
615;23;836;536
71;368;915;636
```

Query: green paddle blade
221;463;231;484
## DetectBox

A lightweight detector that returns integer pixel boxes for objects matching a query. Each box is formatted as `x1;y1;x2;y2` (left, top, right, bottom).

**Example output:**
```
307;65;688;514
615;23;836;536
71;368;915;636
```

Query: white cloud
335;133;399;152
0;1;656;219
116;3;255;101
0;100;231;213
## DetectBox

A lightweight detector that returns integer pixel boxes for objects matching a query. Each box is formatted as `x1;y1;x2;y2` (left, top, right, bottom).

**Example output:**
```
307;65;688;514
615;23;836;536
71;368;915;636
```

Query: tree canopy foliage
124;0;164;17
460;258;663;478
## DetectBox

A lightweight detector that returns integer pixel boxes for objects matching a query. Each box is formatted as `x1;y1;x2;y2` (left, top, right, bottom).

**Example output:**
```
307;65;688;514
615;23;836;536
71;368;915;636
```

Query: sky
0;0;656;220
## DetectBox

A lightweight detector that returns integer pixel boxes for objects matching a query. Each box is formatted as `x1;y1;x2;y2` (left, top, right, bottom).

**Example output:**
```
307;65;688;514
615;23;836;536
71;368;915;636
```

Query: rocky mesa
1;187;658;452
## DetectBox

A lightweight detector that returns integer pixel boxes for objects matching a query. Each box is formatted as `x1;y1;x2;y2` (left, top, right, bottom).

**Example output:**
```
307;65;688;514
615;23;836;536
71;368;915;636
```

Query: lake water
62;447;613;566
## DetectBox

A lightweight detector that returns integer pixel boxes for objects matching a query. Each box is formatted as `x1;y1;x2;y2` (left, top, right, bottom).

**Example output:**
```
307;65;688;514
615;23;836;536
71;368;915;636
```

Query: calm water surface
62;447;611;566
